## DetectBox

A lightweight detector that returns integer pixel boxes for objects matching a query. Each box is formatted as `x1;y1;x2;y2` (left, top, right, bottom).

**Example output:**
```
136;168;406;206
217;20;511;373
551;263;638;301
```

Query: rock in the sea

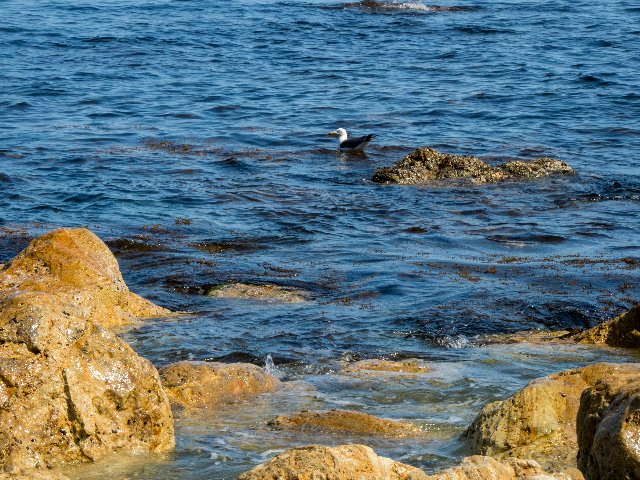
237;444;430;480
371;147;573;185
268;409;422;437
572;304;640;348
464;363;640;472
159;361;280;408
577;369;640;479
206;283;306;303
0;228;171;329
426;455;570;480
342;358;432;374
0;469;70;480
0;229;175;472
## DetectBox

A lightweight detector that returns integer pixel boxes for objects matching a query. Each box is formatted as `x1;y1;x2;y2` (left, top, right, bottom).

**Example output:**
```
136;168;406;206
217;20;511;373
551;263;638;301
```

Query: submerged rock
464;363;640;472
577;369;640;479
572;304;640;347
0;229;175;472
371;147;573;185
159;361;280;409
268;409;422;437
206;283;307;303
342;358;432;374
237;444;429;480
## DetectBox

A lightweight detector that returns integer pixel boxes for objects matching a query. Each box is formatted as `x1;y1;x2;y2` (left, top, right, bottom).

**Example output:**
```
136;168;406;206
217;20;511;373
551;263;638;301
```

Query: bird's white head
328;128;348;144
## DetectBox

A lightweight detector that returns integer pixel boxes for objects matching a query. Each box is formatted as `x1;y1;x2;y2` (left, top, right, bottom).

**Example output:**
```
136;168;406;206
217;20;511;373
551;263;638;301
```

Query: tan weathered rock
577;371;640;479
342;358;432;374
237;444;429;480
268;409;422;437
425;455;569;480
572;304;640;348
0;228;171;329
371;147;573;185
0;229;175;472
159;361;280;408
206;283;307;303
0;468;70;480
464;363;640;472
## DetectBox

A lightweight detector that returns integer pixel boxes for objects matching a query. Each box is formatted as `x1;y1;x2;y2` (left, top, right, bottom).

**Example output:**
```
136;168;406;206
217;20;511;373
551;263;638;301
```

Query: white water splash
265;354;278;376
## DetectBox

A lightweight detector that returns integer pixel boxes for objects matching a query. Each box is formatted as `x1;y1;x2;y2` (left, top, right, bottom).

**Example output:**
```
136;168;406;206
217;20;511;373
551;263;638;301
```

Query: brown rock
268;409;422;437
0;228;171;329
577;370;640;479
425;455;567;480
0;469;70;480
572;304;640;348
371;147;573;185
0;229;175;471
464;363;640;472
159;361;280;408
206;283;306;303
342;358;432;374
237;444;429;480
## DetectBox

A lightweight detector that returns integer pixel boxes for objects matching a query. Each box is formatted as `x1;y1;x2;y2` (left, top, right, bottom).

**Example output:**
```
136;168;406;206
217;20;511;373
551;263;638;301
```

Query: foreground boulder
464;363;640;472
0;229;175;472
372;147;573;185
577;371;640;479
572;304;640;347
427;455;572;480
268;409;422;437
237;444;429;480
159;361;280;409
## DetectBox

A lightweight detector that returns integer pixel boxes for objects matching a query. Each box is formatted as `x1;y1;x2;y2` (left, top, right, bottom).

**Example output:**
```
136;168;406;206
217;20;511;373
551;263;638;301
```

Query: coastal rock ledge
0;228;174;472
372;147;573;185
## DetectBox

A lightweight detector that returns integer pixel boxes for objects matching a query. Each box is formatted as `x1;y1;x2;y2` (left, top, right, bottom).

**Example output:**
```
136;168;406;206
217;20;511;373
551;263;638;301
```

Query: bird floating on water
328;128;375;152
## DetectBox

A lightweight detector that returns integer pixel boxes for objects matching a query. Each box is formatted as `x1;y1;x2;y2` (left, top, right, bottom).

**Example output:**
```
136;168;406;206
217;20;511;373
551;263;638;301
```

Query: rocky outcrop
464;363;640;472
159;361;280;409
237;444;429;480
372;147;573;185
0;229;175;472
426;455;572;480
572;304;640;347
342;358;432;374
0;469;70;480
206;283;306;303
577;370;640;479
0;228;171;329
268;410;422;437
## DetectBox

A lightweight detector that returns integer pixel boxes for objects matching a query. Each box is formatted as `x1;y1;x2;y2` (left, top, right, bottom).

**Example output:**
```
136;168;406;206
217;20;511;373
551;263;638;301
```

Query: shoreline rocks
572;304;640;347
372;147;573;185
342;358;432;375
159;361;280;409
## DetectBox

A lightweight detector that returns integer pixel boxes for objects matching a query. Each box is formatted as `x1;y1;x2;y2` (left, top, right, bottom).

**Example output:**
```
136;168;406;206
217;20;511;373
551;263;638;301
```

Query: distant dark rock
372;147;574;185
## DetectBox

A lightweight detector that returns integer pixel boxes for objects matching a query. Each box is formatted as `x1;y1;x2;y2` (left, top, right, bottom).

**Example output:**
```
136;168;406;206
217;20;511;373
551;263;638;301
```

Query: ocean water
1;0;639;478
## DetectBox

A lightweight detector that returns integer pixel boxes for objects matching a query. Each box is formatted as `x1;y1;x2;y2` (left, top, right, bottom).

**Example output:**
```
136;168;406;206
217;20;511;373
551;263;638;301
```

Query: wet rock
426;455;570;480
0;228;172;328
159;361;280;409
268;409;423;437
576;369;640;479
464;363;640;472
0;469;70;480
371;147;573;185
572;304;640;347
237;444;429;480
0;229;175;471
342;358;432;374
206;283;307;303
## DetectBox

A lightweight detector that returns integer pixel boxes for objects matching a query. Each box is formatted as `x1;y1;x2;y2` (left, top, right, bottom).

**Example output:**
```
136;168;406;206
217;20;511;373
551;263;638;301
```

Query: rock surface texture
425;455;571;480
371;147;573;185
0;228;174;472
572;304;640;347
268;409;422;437
577;368;640;480
206;283;306;303
159;361;280;408
342;358;432;374
464;363;640;473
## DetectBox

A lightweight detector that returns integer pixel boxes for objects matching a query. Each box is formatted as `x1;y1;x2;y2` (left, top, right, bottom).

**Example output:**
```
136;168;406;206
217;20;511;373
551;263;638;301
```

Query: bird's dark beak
327;131;338;136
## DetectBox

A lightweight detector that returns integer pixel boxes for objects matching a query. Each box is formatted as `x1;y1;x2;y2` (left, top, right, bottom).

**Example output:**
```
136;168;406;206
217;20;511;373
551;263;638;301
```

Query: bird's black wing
340;134;375;149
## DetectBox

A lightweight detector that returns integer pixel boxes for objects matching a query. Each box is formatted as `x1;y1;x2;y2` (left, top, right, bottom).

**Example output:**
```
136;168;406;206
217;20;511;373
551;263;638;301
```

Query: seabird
328;128;375;152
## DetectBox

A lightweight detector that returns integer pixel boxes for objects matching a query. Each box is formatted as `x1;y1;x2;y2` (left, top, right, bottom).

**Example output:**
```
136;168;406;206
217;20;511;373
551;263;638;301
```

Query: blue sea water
1;0;639;477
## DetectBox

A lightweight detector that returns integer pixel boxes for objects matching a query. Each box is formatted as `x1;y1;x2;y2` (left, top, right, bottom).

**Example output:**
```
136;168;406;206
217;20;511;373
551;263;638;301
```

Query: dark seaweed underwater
1;0;639;478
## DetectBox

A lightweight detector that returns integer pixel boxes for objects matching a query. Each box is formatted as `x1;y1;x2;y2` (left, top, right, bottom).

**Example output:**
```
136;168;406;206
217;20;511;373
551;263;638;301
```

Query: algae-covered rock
237;444;429;480
206;283;307;303
342;358;432;375
572;304;640;348
372;147;573;185
268;409;422;437
0;229;175;472
577;371;640;479
159;361;280;409
464;363;640;472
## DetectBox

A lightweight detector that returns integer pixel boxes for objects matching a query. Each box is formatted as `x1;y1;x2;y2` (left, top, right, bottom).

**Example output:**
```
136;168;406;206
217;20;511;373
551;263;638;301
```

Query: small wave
335;1;470;13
